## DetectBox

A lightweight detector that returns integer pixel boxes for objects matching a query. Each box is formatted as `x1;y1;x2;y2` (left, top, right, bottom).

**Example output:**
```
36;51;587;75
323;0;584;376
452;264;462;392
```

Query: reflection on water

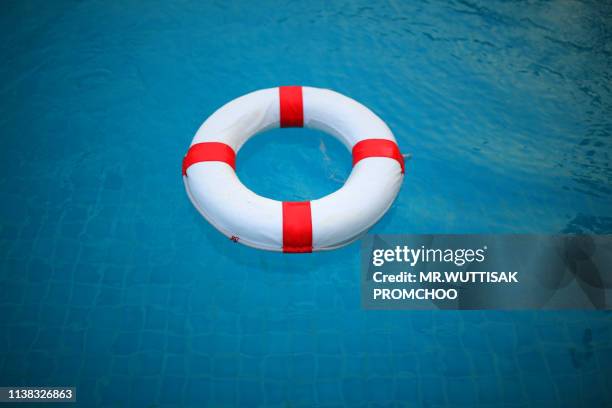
564;215;612;234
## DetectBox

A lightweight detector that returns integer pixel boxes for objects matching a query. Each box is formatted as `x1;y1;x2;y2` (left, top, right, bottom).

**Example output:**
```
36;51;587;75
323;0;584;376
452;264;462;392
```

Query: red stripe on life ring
279;86;304;128
182;142;236;175
282;201;312;253
352;139;405;174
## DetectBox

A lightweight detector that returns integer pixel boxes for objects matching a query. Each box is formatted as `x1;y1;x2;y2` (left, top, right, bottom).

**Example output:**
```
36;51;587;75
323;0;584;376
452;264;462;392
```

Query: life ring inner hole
236;127;352;202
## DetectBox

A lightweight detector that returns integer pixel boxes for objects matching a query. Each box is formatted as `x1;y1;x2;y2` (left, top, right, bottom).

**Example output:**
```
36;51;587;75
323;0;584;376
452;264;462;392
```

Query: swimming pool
1;0;611;406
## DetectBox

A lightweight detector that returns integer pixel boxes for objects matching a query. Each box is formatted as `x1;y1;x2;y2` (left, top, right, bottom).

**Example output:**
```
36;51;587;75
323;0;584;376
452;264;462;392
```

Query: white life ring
183;86;404;253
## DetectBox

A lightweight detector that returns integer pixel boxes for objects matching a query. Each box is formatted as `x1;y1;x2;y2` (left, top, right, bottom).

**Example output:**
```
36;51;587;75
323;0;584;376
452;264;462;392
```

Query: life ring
182;86;404;253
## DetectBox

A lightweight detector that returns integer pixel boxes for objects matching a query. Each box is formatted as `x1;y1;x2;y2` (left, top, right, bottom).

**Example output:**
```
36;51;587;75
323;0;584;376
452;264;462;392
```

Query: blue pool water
1;0;612;406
